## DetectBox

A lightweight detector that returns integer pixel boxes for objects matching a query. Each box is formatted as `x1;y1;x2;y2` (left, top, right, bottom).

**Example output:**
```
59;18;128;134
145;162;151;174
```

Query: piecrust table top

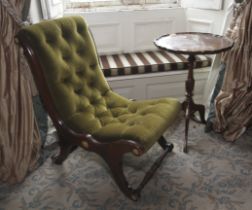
154;32;234;55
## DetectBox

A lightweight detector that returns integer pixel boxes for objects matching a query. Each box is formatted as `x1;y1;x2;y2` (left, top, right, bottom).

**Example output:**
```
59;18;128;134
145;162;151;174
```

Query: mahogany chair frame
16;32;174;201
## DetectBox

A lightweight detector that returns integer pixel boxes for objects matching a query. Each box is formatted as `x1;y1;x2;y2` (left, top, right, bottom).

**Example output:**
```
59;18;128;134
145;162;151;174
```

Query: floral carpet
1;119;252;210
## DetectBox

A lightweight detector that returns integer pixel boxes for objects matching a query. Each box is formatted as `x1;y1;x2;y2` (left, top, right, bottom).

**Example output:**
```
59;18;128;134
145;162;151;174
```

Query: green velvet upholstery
20;16;180;151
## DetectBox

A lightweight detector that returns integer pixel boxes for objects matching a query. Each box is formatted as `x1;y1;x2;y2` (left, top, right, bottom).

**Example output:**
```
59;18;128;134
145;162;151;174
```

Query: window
64;0;179;11
181;0;223;10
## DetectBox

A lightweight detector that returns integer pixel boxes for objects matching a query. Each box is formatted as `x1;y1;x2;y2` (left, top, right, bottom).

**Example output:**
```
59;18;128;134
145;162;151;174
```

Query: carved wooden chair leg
102;153;139;201
97;137;174;201
158;136;174;151
52;139;77;165
135;143;172;196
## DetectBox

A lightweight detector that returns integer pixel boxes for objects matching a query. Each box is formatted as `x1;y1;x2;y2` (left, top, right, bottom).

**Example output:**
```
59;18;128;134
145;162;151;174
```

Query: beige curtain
0;0;41;183
214;0;252;141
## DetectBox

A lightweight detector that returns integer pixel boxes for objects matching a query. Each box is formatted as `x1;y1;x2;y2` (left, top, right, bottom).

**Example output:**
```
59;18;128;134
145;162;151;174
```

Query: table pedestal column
182;54;206;153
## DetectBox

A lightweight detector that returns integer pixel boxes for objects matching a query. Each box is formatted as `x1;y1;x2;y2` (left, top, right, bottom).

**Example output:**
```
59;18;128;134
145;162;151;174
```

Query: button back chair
16;16;181;201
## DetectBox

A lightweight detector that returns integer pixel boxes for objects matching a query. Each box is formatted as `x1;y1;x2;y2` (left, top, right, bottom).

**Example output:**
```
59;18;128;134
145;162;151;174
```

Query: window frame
64;0;180;11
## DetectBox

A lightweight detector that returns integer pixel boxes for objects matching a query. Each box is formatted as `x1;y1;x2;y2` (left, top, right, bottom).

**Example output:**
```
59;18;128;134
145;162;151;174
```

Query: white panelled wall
65;8;186;54
33;0;232;102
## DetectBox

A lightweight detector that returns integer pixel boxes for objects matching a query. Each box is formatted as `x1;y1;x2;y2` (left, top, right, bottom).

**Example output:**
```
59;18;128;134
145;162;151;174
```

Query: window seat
99;50;211;102
99;50;212;77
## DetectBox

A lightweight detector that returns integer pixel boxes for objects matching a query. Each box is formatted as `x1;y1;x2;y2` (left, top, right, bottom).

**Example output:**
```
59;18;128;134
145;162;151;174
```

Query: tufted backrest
19;16;130;134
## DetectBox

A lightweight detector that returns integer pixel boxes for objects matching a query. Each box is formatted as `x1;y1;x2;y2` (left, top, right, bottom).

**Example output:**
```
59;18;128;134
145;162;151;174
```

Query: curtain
204;1;235;132
0;0;41;183
203;1;234;109
213;0;252;141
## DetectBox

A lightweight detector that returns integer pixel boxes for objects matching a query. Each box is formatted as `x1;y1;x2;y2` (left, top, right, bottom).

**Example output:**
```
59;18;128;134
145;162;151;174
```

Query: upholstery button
119;118;126;123
44;33;55;41
77;25;85;34
63;77;71;84
89;80;95;87
61;29;72;40
131;109;137;113
90;63;97;69
77;105;85;112
46;38;54;44
91;97;100;105
90;99;95;105
62;33;68;39
101;90;107;96
76;48;85;56
128;122;135;126
62;55;70;61
74;88;83;96
112;113;118;117
76;69;85;77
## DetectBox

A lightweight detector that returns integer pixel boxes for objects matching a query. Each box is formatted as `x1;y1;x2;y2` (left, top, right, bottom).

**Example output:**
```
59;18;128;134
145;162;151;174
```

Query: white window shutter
181;0;223;10
40;0;64;19
220;2;234;34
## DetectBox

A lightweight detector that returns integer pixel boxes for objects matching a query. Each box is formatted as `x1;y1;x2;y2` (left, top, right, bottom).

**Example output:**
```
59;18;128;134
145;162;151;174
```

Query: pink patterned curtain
214;0;252;141
0;0;40;183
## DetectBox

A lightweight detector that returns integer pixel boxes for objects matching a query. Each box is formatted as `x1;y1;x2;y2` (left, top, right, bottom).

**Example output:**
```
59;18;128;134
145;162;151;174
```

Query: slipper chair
16;16;181;201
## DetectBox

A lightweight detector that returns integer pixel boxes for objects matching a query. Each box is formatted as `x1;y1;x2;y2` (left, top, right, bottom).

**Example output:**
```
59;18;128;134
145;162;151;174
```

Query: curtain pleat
0;0;41;183
214;0;252;141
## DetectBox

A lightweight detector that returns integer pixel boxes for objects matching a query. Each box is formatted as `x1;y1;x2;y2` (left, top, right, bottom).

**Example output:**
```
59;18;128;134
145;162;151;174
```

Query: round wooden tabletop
154;32;234;55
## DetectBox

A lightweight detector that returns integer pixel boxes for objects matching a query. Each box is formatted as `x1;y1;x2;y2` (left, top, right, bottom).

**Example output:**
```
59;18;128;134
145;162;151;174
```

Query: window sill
64;4;181;14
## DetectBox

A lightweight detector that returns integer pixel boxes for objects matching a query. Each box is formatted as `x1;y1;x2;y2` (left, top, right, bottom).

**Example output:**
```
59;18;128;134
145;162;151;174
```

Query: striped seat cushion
99;51;212;77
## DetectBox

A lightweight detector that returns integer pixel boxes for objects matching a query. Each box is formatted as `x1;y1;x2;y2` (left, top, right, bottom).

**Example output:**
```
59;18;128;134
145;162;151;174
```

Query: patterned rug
1;119;252;210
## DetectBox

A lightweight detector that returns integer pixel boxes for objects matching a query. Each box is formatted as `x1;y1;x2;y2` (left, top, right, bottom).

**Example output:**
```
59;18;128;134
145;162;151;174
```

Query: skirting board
107;67;210;103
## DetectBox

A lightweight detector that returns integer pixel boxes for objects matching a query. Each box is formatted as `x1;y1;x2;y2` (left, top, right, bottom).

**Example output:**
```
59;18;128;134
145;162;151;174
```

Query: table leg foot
182;101;206;124
190;104;206;124
182;101;205;153
184;105;190;153
193;103;206;124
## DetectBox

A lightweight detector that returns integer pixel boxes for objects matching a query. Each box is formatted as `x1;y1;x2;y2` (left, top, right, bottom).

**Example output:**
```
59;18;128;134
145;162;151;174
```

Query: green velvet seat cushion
93;96;180;151
20;16;181;152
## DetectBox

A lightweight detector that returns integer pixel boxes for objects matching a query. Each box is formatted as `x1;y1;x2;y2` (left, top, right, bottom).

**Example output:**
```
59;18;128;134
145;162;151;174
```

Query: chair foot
52;141;77;165
103;154;139;201
131;190;141;201
166;143;174;152
183;145;188;153
158;136;174;152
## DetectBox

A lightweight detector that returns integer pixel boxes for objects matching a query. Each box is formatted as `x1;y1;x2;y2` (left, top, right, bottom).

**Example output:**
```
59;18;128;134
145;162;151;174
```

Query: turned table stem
182;54;206;153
